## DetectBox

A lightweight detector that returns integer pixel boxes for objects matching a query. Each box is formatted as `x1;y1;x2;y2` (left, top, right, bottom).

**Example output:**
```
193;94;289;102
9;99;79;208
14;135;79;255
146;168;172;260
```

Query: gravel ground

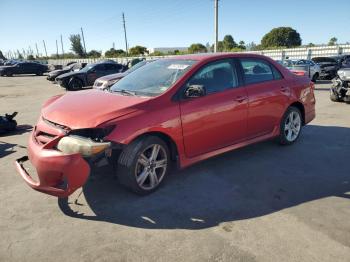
0;76;349;262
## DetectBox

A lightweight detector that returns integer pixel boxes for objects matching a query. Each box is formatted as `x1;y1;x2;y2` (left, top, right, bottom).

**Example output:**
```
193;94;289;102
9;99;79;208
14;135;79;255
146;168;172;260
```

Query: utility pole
56;39;59;57
35;43;39;57
81;27;87;55
42;40;48;57
122;12;129;55
60;34;65;56
214;0;219;53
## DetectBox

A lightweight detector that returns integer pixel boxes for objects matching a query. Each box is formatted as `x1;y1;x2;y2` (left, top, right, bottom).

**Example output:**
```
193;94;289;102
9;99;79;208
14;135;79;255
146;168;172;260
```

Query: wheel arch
289;101;305;125
128;131;179;163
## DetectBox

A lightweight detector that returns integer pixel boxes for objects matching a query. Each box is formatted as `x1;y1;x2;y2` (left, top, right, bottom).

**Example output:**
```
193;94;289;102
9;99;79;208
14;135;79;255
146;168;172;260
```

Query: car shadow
0;124;33;137
0;141;26;158
58;125;350;229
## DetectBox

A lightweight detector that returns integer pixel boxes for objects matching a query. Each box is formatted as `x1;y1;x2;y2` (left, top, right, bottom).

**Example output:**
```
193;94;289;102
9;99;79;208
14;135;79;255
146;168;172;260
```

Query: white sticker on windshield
168;64;189;70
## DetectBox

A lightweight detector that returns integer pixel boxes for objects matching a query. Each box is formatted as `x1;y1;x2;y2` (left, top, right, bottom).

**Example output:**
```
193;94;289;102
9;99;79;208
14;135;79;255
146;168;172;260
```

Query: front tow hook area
15;153;90;198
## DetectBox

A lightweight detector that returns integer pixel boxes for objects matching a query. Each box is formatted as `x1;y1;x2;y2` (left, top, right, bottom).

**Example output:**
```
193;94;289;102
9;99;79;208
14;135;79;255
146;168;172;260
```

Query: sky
1;0;349;56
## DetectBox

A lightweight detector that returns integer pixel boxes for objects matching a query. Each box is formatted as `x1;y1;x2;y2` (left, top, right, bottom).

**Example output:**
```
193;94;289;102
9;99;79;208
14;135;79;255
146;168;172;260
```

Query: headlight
57;135;110;157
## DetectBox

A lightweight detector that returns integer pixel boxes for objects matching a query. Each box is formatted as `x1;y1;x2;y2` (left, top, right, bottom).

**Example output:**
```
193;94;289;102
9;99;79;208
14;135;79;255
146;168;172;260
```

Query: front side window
110;59;196;97
187;59;238;94
240;59;279;84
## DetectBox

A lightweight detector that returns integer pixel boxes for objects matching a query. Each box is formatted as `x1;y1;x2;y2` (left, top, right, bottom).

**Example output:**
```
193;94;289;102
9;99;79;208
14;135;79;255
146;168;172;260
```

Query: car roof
166;52;271;62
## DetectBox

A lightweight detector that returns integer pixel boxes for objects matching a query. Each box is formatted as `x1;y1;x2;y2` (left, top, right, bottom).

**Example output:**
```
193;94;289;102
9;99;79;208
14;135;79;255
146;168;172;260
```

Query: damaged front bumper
15;121;91;198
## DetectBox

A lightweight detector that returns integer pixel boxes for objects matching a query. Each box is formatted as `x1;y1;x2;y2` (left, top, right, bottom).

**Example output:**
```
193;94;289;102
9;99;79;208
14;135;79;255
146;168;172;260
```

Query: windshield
110;59;196;97
79;64;95;72
126;60;149;74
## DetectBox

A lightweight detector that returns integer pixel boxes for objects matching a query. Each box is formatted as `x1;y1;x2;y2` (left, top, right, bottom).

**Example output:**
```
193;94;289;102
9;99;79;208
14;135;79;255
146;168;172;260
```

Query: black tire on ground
117;136;170;195
6;71;13;77
278;106;303;145
36;71;43;76
312;73;319;83
68;78;83;91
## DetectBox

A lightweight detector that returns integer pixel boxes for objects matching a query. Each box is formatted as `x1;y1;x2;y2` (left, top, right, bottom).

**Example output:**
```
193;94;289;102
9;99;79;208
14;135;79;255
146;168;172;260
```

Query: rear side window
105;64;120;71
188;59;239;94
240;59;282;84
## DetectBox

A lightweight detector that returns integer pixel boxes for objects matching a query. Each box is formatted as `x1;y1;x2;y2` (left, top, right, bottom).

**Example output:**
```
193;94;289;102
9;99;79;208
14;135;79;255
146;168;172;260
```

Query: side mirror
184;84;206;98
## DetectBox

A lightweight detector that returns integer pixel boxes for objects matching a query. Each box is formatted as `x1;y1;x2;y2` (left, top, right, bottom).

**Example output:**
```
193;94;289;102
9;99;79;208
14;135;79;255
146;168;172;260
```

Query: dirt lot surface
0;76;349;262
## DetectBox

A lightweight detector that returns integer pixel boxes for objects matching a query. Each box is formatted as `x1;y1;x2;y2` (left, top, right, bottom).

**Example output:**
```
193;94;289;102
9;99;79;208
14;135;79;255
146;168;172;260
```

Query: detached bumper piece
15;118;91;197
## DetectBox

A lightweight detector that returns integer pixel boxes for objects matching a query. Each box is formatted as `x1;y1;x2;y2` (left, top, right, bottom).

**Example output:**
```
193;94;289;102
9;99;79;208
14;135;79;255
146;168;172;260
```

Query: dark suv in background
0;62;48;76
56;61;126;90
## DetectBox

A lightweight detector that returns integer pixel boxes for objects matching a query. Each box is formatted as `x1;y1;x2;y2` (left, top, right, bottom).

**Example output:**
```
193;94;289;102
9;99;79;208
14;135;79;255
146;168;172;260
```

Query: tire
68;78;83;91
6;71;13;77
344;96;350;104
311;73;319;83
278;106;302;145
36;71;43;76
330;89;343;102
117;136;170;195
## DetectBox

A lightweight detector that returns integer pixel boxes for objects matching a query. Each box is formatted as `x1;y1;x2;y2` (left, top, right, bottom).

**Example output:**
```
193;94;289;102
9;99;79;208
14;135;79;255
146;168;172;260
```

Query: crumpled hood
56;70;83;80
42;89;151;129
97;72;127;82
49;69;68;76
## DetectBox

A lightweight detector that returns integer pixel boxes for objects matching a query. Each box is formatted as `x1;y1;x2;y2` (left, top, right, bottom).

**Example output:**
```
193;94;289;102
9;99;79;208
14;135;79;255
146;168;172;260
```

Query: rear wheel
36;71;43;76
6;71;13;77
68;78;83;91
278;106;302;145
117;136;170;195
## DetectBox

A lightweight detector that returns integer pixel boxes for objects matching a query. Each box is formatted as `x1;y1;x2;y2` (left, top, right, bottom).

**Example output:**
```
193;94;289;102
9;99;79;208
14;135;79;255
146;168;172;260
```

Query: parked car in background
93;59;156;90
330;67;350;103
56;61;126;91
47;62;86;81
311;57;339;79
276;59;320;82
332;55;350;68
15;53;315;197
0;62;48;76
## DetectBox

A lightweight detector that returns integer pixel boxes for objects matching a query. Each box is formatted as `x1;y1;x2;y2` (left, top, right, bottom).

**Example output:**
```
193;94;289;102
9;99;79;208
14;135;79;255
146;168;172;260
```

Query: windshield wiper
112;89;136;96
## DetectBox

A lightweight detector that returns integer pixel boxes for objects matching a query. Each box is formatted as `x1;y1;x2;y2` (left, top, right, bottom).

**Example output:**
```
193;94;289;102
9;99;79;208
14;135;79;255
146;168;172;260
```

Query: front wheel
311;73;319;83
278;107;302;145
68;78;83;91
117;136;170;195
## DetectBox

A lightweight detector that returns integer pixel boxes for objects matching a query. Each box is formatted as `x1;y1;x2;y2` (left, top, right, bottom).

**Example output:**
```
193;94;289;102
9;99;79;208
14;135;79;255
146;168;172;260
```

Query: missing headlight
68;126;115;142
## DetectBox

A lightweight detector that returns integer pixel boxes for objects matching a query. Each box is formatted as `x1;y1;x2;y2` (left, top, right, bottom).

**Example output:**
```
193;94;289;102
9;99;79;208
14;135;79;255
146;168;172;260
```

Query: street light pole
214;0;219;53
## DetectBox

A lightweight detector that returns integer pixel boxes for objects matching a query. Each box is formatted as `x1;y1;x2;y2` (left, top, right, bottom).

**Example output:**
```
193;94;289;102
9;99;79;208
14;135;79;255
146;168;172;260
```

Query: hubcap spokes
284;111;301;142
135;144;167;190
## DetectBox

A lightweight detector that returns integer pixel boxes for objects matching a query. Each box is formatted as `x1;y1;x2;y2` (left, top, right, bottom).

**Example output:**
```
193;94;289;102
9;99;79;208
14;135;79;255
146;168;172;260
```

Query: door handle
235;96;247;103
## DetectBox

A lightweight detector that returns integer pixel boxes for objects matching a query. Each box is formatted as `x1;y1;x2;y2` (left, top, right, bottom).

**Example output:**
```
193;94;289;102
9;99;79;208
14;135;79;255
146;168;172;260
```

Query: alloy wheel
284;111;301;142
135;144;167;190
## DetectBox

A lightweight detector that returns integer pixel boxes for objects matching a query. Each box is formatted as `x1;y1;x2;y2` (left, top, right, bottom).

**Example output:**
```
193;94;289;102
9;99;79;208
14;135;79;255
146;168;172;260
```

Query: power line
122;12;129;55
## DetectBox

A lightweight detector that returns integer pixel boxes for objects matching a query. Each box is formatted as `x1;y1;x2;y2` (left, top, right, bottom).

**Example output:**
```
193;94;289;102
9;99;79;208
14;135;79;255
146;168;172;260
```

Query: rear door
179;59;248;158
239;58;289;139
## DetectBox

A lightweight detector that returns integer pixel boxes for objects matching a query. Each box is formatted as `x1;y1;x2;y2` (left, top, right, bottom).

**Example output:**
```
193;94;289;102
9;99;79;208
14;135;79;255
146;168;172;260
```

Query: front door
179;59;248;158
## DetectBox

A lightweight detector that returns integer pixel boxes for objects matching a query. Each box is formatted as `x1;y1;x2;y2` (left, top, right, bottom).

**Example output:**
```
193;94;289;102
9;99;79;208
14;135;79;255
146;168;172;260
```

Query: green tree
104;48;126;58
307;43;316;47
328;37;338;46
129;46;148;56
188;43;207;54
0;50;6;60
261;27;302;48
222;35;237;51
69;34;85;57
27;55;35;60
87;50;102;58
150;50;165;56
238;40;246;50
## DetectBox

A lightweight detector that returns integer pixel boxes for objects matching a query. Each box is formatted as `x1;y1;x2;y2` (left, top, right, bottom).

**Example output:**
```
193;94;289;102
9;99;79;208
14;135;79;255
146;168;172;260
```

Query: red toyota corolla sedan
15;53;315;197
